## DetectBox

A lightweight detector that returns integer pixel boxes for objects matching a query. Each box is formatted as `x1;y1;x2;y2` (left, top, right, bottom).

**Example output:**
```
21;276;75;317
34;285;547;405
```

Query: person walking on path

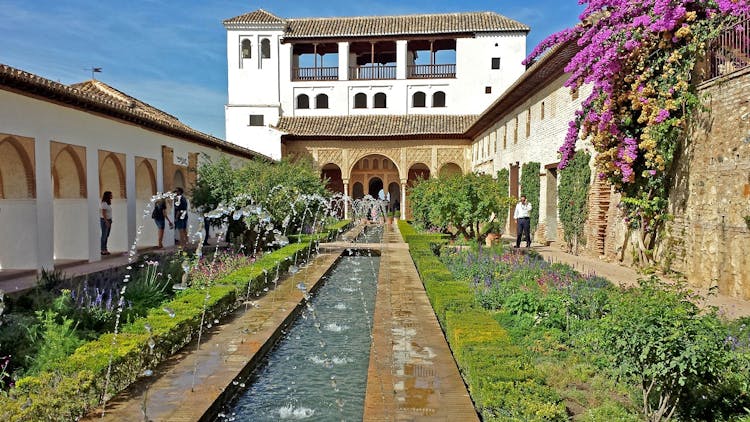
173;187;189;247
100;191;113;255
514;195;532;248
152;198;173;249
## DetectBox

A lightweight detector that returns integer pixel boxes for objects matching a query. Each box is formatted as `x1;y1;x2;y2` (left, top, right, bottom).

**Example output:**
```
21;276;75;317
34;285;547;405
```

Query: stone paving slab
363;225;478;422
84;251;341;422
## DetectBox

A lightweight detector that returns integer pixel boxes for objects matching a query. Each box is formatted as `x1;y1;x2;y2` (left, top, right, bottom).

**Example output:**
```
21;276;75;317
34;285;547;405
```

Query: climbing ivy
558;152;591;252
520;162;541;230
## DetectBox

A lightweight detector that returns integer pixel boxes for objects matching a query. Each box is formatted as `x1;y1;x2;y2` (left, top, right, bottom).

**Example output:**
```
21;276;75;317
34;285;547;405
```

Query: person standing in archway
173;187;189;247
514;195;532;248
100;191;113;255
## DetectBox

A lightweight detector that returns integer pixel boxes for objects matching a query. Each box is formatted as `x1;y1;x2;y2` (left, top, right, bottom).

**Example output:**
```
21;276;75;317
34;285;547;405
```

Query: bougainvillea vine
525;0;749;263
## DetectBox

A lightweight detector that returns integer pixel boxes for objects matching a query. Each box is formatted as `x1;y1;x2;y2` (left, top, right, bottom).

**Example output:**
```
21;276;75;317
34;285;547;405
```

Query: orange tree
409;172;514;242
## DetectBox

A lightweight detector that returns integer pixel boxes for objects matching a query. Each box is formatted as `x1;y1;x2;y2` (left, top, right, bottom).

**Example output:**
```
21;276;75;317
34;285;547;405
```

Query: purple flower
655;109;670;123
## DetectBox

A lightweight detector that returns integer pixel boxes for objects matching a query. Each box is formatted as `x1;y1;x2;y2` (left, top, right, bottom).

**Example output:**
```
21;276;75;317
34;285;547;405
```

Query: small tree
409;173;514;242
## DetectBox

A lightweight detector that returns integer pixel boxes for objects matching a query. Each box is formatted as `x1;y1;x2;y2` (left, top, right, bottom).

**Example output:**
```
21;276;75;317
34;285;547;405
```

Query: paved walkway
82;224;479;421
0;246;179;294
535;244;750;319
363;224;478;422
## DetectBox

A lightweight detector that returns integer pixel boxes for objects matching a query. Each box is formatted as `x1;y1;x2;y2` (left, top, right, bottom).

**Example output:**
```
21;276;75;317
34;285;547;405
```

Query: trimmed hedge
399;221;566;421
0;221;350;421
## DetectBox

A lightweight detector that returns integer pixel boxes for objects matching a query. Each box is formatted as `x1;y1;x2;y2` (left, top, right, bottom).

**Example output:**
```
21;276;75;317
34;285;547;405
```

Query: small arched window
241;39;252;59
261;38;271;59
432;91;446;107
374;92;387;108
354;93;367;109
412;91;426;108
297;94;310;109
315;94;329;109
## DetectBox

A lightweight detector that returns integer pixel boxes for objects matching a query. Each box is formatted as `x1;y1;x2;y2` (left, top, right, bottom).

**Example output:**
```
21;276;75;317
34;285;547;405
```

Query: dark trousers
516;217;531;247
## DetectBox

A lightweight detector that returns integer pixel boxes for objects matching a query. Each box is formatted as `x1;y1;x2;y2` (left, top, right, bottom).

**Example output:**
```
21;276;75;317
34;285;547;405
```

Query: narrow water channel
217;251;380;421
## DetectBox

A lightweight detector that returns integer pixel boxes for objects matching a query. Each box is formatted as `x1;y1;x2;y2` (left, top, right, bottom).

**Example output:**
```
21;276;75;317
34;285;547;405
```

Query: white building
223;9;528;159
0;64;267;273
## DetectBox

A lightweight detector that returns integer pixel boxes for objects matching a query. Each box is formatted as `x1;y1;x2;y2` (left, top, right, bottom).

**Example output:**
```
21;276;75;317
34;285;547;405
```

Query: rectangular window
526;108;531;137
514;117;518;144
503;125;507;150
541;101;545;120
491;57;501;69
485;86;492;94
248;114;264;126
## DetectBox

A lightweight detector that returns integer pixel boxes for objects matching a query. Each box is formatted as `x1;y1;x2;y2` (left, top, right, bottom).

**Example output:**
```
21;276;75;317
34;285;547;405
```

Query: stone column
396;40;408;79
86;147;101;262
125;154;136;250
343;180;350;220
400;180;407;219
34;136;54;271
338;41;349;81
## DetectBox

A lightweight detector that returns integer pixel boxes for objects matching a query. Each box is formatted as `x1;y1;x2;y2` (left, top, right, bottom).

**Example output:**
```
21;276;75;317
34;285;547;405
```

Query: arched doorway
99;152;127;253
388;182;400;213
407;163;430;187
52;143;88;262
321;163;344;194
439;162;462;178
352;182;364;199
368;177;383;197
350;153;399;200
136;158;158;247
406;163;431;219
0;136;37;269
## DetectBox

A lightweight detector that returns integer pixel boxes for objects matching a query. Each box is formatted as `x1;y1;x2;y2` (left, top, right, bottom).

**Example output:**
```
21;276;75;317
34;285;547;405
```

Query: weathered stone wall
659;69;750;299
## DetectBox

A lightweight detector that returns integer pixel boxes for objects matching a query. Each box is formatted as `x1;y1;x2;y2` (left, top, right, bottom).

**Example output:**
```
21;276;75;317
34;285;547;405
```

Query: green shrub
25;309;84;375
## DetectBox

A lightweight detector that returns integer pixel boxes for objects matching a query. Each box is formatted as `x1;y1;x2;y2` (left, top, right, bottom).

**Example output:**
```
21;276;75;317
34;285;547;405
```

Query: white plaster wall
0;89;253;270
225;105;282;159
0;200;38;269
456;32;526;113
226;29;285;105
470;74;592;235
108;200;128;253
53;199;88;260
135;200;158;248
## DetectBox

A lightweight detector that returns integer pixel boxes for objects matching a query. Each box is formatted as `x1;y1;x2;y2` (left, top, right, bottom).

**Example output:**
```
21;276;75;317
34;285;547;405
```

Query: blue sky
0;0;583;139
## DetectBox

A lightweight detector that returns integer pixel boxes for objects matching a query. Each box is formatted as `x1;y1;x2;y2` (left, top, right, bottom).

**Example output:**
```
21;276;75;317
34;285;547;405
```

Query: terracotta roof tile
276;114;477;138
0;63;270;161
223;9;285;25
224;10;529;37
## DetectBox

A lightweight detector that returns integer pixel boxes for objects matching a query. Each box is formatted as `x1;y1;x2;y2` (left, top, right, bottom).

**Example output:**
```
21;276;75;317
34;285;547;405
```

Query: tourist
514;195;532;248
152;198;173;249
173;187;189;246
100;191;113;255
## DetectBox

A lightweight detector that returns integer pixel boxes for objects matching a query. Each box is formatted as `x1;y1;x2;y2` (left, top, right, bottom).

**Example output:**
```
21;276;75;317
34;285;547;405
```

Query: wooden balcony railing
706;17;750;80
407;64;456;79
349;65;396;80
291;66;339;81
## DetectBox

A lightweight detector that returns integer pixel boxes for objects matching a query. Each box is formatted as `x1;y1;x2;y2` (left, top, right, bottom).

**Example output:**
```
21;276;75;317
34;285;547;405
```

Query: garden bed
398;220;750;422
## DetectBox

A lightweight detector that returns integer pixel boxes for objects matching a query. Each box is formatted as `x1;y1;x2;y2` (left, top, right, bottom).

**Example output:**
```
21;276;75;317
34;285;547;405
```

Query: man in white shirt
514;195;532;248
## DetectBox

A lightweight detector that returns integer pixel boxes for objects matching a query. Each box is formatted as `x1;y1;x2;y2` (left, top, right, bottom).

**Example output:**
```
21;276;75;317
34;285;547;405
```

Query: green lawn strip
0;221;349;421
399;221;566;421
